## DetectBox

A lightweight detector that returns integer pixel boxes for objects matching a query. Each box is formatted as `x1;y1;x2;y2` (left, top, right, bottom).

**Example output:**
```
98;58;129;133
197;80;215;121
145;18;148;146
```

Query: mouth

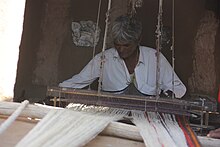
118;52;127;59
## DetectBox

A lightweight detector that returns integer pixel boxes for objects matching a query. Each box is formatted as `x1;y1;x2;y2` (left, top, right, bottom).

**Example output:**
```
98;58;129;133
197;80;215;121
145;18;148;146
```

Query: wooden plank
85;135;145;147
0;117;36;147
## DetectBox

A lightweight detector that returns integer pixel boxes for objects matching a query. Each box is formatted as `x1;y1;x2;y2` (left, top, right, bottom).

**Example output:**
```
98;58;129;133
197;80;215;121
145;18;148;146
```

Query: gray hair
111;15;142;44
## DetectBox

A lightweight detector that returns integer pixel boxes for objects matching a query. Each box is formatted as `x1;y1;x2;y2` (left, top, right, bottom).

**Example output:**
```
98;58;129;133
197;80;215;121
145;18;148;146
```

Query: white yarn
161;113;187;147
16;108;128;147
148;112;177;147
0;100;29;134
132;111;162;147
132;111;188;147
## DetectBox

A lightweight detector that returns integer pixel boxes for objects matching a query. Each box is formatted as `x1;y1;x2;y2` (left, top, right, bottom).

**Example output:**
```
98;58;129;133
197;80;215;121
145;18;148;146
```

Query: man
59;15;186;98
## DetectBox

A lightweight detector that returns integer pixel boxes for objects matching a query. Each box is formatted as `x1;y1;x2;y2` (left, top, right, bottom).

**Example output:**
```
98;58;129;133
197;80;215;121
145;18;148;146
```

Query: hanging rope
155;0;163;99
88;0;102;90
98;0;112;93
171;0;175;99
0;100;29;134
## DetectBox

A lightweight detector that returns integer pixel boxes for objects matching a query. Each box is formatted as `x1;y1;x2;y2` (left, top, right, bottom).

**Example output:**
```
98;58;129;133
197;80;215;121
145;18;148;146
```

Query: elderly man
59;15;186;98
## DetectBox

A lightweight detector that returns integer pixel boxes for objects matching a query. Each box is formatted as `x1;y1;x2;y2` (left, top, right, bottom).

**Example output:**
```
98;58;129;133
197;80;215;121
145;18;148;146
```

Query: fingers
213;128;220;132
207;132;220;139
207;128;220;139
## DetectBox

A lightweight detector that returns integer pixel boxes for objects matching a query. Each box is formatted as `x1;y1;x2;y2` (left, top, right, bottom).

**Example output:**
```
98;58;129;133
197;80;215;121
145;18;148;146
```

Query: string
155;0;163;111
58;87;61;107
98;0;112;94
171;0;175;99
88;0;102;90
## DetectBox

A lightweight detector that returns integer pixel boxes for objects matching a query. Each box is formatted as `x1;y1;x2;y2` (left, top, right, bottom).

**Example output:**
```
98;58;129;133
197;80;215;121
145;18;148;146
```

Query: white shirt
59;46;186;98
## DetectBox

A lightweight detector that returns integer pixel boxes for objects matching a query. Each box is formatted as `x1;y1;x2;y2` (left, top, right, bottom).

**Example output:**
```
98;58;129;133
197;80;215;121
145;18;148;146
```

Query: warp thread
16;105;199;147
16;108;128;147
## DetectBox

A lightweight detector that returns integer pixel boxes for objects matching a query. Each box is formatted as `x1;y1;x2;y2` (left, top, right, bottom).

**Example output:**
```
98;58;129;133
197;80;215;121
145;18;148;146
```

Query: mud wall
14;0;220;102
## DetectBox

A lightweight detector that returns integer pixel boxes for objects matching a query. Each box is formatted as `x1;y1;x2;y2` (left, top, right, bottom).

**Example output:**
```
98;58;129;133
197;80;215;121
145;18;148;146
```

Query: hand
160;90;175;98
207;128;220;139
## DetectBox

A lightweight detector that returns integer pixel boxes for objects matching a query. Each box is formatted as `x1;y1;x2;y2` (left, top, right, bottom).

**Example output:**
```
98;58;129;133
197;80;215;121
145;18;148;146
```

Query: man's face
114;42;138;59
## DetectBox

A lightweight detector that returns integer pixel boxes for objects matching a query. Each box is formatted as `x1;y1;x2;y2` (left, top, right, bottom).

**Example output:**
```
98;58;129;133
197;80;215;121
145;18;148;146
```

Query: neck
124;48;139;74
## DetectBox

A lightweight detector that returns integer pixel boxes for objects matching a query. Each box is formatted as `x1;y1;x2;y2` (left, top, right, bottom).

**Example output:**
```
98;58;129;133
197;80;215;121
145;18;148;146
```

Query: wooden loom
46;86;210;116
44;1;218;130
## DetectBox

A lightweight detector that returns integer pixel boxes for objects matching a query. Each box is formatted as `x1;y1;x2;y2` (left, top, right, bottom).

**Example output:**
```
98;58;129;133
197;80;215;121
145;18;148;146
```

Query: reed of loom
46;86;207;116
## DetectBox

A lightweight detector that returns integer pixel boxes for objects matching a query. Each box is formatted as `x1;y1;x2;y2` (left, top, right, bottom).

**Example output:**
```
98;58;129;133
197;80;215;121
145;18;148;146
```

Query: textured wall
188;11;219;96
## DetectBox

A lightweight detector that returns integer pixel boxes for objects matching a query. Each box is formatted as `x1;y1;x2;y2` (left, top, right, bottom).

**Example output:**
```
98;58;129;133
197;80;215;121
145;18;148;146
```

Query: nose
117;46;125;53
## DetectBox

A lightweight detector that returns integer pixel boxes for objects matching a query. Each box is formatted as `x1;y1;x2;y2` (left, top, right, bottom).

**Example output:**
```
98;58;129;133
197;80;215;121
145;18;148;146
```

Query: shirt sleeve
59;54;101;88
160;54;186;98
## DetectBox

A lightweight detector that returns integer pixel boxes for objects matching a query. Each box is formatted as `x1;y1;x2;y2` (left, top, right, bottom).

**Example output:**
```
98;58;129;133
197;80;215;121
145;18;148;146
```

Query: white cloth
59;46;186;98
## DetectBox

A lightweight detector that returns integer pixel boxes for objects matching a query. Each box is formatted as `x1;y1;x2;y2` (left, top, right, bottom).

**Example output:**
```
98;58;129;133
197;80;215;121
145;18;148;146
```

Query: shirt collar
138;46;144;65
113;48;120;58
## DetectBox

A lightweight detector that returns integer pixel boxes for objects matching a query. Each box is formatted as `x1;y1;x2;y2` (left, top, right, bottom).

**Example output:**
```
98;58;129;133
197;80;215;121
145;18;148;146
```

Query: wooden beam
0;101;62;119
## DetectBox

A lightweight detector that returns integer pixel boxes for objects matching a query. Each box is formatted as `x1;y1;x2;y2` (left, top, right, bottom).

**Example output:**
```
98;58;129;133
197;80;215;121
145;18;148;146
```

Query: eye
124;44;130;47
115;44;120;48
114;43;132;48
